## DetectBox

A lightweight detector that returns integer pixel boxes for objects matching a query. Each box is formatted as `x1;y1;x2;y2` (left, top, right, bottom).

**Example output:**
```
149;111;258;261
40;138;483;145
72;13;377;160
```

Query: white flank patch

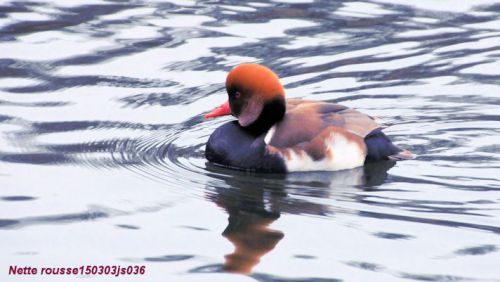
264;125;277;144
284;132;366;172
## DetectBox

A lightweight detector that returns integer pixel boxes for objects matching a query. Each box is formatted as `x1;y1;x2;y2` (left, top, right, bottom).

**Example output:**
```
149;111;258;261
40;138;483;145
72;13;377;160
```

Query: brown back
268;99;380;148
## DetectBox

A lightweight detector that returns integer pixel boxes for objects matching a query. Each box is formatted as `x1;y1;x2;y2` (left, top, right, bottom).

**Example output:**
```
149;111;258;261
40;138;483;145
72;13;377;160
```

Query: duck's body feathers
206;100;410;172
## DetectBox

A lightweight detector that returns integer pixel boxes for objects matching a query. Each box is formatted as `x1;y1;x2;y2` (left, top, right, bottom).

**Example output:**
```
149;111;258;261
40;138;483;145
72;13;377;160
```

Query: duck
204;63;412;173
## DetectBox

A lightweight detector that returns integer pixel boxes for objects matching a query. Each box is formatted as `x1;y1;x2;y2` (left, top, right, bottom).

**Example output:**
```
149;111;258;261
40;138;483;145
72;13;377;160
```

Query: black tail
364;129;413;162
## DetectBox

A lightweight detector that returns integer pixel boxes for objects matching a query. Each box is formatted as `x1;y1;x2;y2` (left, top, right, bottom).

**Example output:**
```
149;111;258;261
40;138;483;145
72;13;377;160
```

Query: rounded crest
226;63;285;100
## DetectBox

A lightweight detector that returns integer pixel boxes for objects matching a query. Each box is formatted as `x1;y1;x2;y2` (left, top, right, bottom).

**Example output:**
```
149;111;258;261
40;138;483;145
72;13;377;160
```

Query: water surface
1;0;500;281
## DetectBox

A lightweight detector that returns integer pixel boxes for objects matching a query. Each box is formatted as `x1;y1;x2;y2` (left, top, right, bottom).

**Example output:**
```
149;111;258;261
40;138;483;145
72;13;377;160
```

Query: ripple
0;195;36;201
144;254;195;262
0;210;108;230
455;244;498;256
372;232;414;240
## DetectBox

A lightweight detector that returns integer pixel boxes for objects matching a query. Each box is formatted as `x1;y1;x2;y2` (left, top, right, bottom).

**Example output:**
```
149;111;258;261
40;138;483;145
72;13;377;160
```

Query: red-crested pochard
204;63;412;172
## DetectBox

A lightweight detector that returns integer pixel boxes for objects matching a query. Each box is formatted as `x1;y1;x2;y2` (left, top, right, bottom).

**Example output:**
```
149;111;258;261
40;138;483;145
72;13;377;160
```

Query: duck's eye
234;91;241;99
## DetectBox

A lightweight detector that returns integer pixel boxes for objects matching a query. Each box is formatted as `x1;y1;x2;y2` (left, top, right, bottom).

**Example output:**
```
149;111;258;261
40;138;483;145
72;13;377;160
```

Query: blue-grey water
1;0;500;281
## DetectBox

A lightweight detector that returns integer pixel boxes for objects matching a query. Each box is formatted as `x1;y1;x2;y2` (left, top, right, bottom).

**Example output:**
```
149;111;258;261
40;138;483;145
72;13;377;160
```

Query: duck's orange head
205;63;285;127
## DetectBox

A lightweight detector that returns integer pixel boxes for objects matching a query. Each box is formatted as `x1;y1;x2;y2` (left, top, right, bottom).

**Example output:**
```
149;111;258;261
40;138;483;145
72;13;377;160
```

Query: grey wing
271;100;381;148
320;104;381;138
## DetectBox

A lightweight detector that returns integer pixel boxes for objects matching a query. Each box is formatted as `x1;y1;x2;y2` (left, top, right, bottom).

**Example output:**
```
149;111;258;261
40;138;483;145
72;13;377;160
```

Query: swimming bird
204;63;412;173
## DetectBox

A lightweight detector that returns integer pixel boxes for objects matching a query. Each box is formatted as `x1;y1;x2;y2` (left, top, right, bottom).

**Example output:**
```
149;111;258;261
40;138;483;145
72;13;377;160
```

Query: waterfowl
204;63;412;173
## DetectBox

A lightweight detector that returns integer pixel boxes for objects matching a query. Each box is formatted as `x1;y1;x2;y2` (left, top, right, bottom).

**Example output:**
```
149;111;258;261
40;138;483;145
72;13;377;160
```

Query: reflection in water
207;161;395;273
209;175;285;274
222;209;283;274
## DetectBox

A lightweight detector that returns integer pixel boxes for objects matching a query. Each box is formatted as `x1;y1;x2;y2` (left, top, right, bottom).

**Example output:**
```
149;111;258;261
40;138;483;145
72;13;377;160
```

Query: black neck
245;96;285;135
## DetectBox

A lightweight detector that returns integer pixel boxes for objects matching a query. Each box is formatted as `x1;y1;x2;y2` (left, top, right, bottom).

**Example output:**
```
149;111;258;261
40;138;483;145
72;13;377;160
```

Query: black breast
205;121;286;173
